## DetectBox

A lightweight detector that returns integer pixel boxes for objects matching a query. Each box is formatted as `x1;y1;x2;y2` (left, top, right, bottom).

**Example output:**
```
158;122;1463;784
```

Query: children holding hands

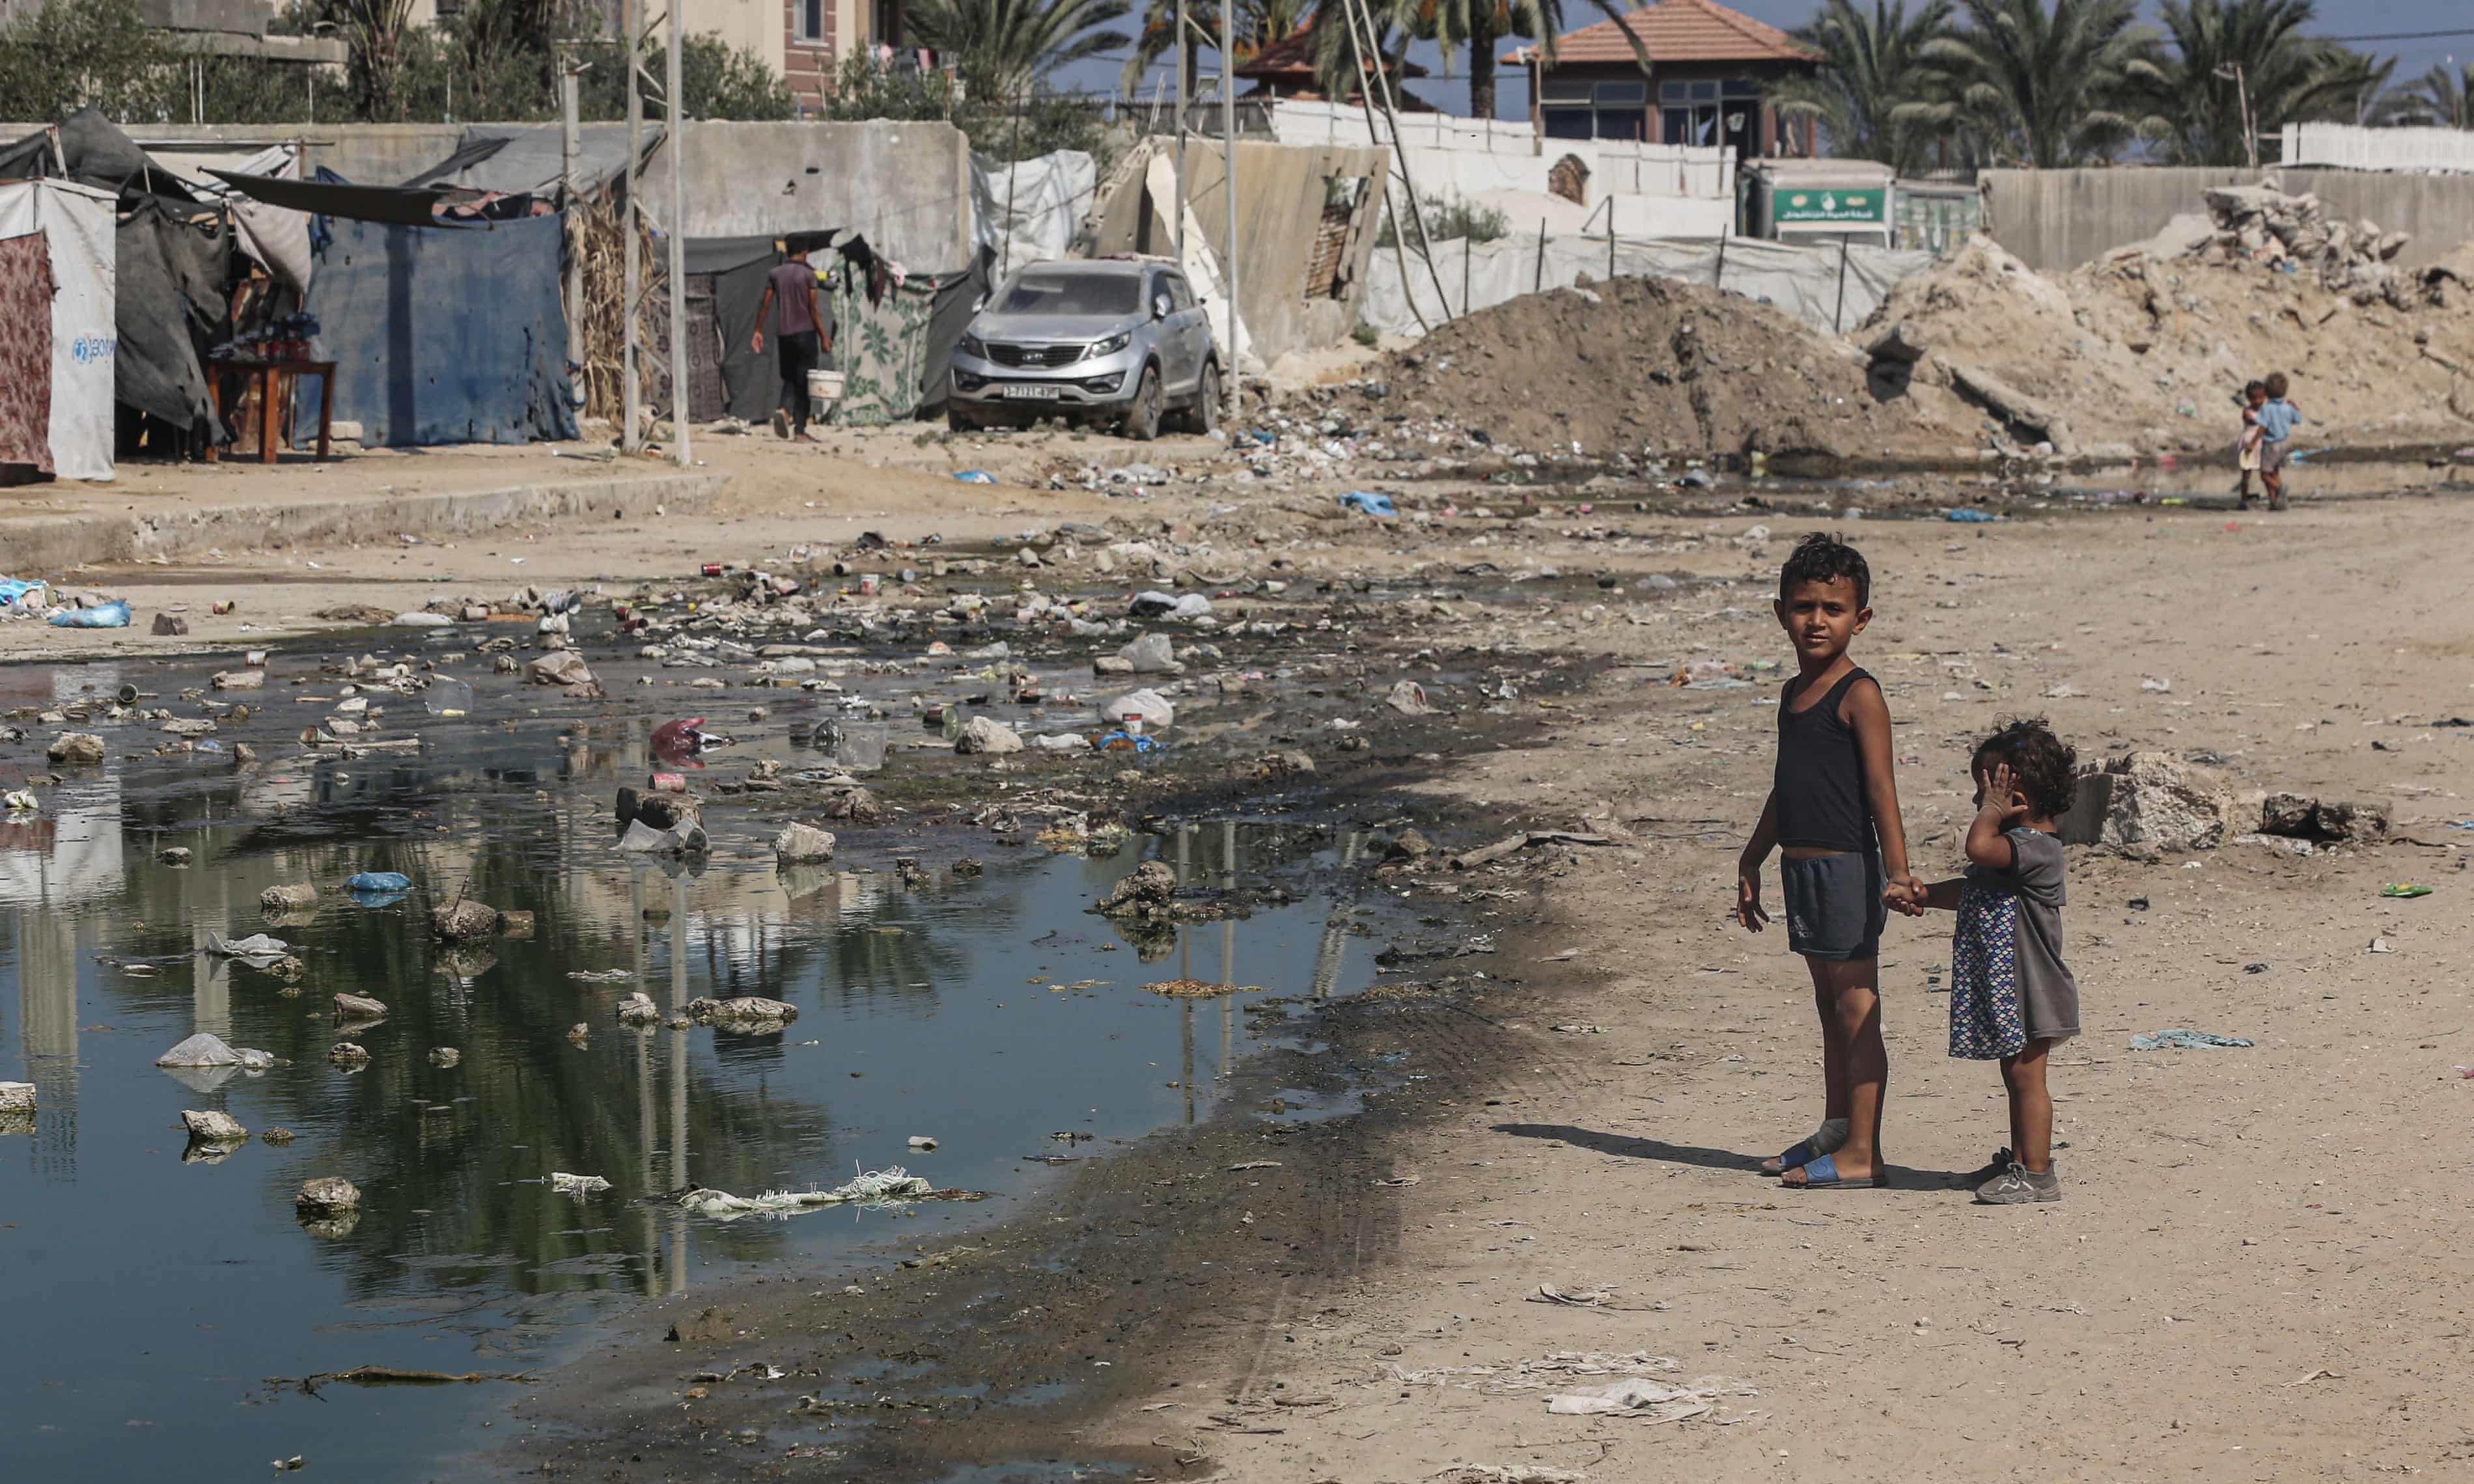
1735;533;2081;1203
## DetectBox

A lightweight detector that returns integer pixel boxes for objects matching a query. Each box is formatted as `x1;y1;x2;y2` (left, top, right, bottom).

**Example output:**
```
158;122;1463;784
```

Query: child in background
2234;380;2266;507
2256;371;2303;512
1734;533;1923;1192
1897;719;2080;1204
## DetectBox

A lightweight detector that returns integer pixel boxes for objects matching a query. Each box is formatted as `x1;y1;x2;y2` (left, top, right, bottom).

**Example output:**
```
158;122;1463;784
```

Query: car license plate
1004;384;1063;400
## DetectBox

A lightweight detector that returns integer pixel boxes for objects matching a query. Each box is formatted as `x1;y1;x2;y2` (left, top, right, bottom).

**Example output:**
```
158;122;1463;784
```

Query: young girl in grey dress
1898;719;2081;1204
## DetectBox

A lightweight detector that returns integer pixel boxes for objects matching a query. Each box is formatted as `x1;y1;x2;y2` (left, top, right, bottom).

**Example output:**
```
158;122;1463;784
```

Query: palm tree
2130;0;2383;165
2380;61;2474;128
1901;0;2151;167
907;0;1133;101
1773;0;1953;175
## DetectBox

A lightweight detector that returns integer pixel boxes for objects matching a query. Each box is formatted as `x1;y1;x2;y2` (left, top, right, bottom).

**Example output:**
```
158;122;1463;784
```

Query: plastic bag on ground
156;1032;275;1069
48;599;131;629
346;872;413;892
1340;491;1397;517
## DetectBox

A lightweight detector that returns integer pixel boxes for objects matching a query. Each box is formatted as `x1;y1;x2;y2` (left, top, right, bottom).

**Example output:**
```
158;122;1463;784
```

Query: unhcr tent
1;109;232;452
296;210;577;447
0;179;115;480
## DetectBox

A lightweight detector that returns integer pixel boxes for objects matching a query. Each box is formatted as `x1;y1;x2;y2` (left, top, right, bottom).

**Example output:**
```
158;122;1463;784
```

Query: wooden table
211;359;336;463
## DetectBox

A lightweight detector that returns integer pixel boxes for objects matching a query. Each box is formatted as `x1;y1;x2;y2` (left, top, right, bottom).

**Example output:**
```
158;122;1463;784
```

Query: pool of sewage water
0;683;1380;1481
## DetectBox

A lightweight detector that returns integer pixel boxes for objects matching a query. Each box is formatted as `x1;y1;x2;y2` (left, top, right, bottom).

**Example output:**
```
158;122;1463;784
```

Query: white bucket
806;369;846;420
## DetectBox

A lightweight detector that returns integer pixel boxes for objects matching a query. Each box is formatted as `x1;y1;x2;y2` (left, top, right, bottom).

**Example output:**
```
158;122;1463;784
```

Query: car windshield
989;269;1141;317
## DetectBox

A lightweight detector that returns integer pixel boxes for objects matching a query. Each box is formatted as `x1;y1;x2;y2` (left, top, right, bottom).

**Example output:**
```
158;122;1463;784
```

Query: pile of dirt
1857;229;2474;459
1331;274;1942;462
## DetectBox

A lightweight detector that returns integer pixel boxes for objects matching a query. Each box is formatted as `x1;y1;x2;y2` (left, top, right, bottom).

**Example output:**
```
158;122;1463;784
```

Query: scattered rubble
773;822;837;863
1094;860;1177;916
2260;793;2390;844
686;996;799;1028
182;1109;248;1144
432;898;501;940
2059;752;2235;855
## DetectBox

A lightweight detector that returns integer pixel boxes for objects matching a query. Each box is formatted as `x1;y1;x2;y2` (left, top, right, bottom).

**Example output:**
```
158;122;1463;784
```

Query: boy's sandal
1759;1138;1826;1175
1781;1153;1878;1190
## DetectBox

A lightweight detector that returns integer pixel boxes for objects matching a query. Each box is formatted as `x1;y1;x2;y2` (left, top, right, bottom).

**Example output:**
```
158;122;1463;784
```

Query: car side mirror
1152;294;1171;320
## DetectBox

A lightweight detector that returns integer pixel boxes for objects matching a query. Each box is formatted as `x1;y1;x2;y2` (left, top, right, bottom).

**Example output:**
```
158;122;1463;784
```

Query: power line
2320;27;2474;43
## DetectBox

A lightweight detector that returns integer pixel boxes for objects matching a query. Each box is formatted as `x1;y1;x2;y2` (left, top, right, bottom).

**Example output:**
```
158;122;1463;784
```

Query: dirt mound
1858;230;2474;459
1339;275;1938;461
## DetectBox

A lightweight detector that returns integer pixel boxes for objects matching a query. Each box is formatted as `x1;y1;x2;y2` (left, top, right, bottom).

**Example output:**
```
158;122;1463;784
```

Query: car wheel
1184;362;1219;435
1120;365;1162;442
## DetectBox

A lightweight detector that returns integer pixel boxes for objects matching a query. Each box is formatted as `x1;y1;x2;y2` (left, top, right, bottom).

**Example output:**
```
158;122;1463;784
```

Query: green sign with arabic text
1775;187;1885;225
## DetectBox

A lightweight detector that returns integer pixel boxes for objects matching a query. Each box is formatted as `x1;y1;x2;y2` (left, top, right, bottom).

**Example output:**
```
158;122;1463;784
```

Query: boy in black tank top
1732;534;1923;1190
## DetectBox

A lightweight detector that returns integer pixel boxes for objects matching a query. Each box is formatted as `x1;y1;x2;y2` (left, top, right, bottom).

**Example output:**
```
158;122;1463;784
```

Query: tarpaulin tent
295;211;577;447
2;109;231;450
0;180;116;480
404;122;660;199
686;233;990;427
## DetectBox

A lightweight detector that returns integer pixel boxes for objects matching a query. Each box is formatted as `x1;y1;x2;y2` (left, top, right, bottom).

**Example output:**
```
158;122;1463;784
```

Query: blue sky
1068;0;2473;123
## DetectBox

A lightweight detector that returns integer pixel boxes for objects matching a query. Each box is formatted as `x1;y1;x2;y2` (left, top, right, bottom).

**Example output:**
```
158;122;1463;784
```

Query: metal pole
667;0;690;467
1221;13;1240;421
1534;216;1544;292
1714;227;1727;293
1342;0;1451;318
561;67;583;391
622;0;642;452
1174;0;1188;260
1831;234;1850;333
1461;227;1470;314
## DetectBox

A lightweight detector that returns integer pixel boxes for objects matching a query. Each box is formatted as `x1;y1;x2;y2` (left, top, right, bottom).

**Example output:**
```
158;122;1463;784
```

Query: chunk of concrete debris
1245;749;1316;780
1093;655;1136;676
182;1109;248;1143
954;715;1025;755
428;1047;461;1068
329;1041;370;1066
260;1127;294;1145
0;1082;36;1113
1386;680;1438;716
212;669;265;691
2057;752;2235;854
260;883;320;913
525;652;602;693
151;612;189;636
552;1172;611;1196
1096;860;1177;915
773;821;836;863
686;996;799;1027
297;1176;362;1214
159;846;193;866
1385;827;1436;860
333;993;389;1023
431;898;501;940
2260;793;2390;844
47;731;105;764
615;992;661;1025
156;1032;275;1070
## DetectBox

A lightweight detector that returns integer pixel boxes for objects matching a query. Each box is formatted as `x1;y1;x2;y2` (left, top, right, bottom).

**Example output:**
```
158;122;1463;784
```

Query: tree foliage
904;0;1133;103
1773;0;1953;175
2130;0;2389;165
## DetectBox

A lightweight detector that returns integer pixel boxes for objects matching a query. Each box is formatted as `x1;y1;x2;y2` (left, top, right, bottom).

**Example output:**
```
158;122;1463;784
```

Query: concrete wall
1984;166;2474;274
637;119;973;271
1086;139;1390;368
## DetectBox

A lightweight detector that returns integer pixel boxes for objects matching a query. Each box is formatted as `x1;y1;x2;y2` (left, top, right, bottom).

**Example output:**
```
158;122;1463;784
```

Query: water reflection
1;709;1368;1481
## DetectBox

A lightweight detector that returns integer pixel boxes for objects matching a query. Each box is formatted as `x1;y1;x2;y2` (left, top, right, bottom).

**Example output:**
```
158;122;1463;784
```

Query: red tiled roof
1501;0;1818;66
1238;18;1428;79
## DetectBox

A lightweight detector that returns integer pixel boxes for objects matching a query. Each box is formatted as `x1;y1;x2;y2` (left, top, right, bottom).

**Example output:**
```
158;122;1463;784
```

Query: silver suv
948;260;1219;440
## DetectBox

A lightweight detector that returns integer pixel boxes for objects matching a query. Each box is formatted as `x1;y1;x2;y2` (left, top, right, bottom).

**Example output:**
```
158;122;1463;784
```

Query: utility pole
1174;0;1188;259
622;0;642;453
561;62;583;398
666;0;690;468
1221;4;1240;420
2215;61;2256;169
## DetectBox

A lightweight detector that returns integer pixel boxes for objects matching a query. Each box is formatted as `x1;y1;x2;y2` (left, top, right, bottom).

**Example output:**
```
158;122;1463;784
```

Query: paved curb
0;469;729;572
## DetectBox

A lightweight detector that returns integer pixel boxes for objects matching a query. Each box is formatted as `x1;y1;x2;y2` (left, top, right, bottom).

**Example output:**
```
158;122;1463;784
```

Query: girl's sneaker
1975;1161;2061;1204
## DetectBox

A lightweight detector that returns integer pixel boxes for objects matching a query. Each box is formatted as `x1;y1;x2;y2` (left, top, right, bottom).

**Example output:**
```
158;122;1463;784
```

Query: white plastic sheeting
1269;99;1734;204
0;179;115;481
1362;232;1938;341
971;148;1096;273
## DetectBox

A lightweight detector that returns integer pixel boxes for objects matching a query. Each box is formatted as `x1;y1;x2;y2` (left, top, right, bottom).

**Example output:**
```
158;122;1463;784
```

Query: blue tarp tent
296;211;576;447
